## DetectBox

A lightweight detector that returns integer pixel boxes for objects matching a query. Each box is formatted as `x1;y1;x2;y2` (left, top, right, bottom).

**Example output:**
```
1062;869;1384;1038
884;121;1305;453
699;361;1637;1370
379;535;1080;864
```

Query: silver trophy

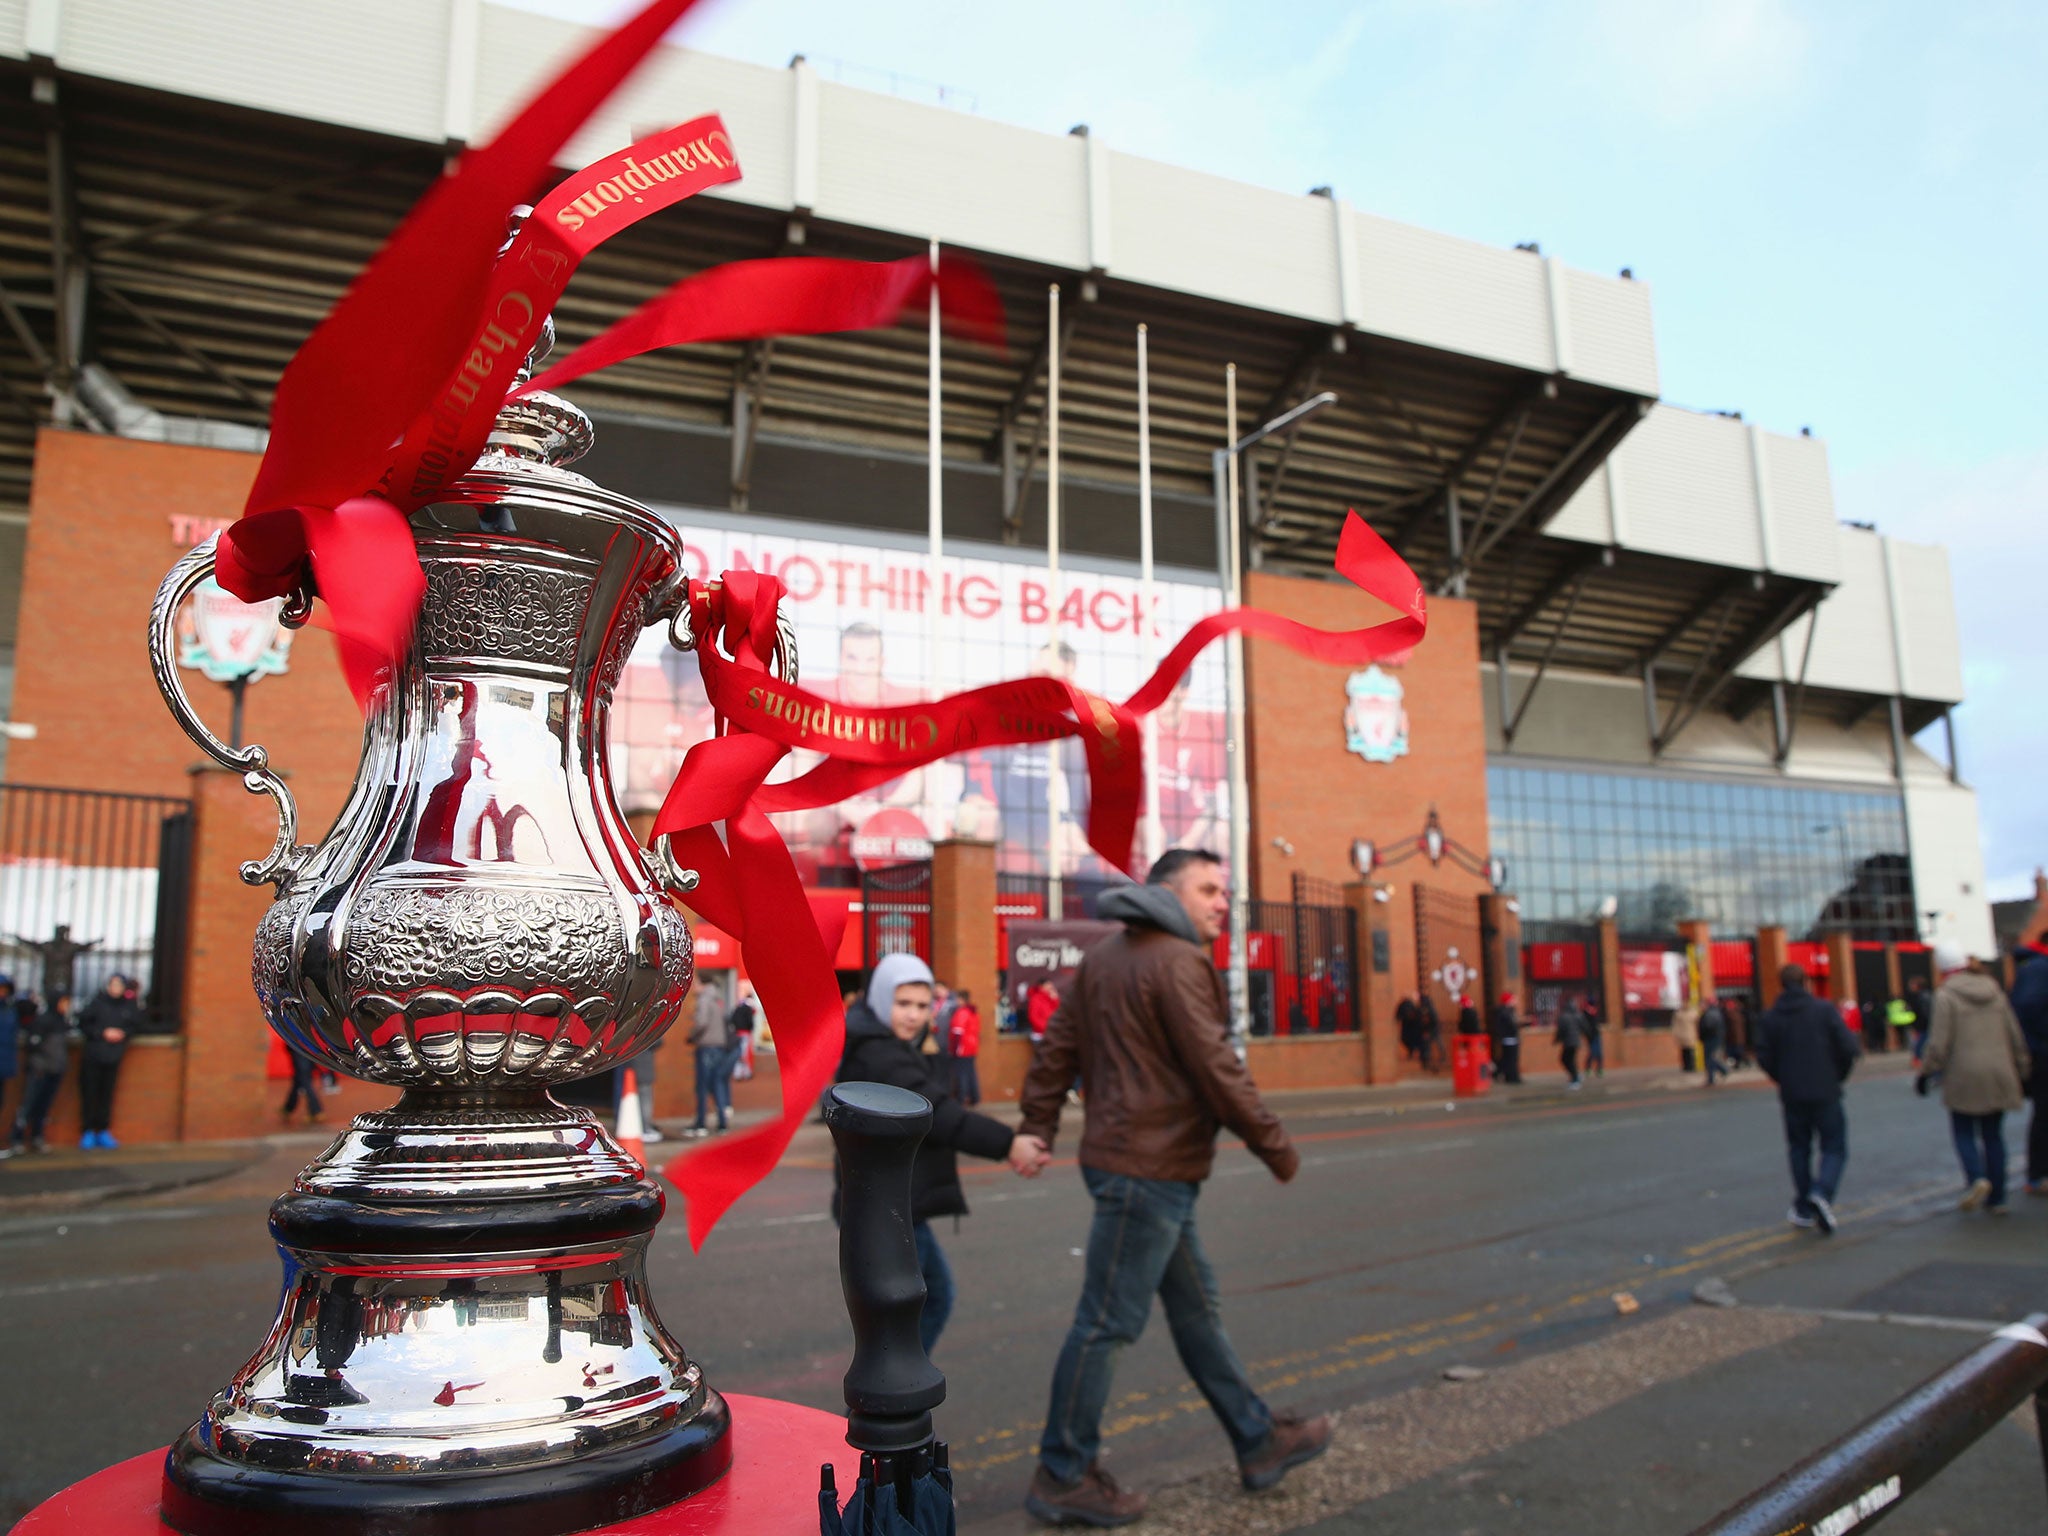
146;329;763;1535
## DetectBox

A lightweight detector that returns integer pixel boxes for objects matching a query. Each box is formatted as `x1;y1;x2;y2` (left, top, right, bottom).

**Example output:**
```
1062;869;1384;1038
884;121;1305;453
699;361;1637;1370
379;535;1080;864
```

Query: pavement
4;1054;2044;1535
0;1137;267;1211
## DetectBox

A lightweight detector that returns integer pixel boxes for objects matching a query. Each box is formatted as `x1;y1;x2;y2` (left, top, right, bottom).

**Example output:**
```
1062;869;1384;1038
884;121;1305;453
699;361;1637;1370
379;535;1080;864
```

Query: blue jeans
693;1043;736;1128
1039;1168;1273;1484
1950;1110;2008;1206
913;1221;954;1355
1783;1097;1847;1211
951;1056;980;1106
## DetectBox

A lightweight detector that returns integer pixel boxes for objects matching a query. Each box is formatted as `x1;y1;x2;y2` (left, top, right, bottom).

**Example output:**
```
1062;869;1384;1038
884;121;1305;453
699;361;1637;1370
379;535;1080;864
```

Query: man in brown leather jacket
1019;848;1331;1527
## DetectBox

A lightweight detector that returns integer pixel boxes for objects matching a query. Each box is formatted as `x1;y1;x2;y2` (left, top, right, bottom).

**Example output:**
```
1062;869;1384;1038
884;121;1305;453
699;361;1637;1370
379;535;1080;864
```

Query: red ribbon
661;512;1426;1244
214;0;721;688
523;251;1005;399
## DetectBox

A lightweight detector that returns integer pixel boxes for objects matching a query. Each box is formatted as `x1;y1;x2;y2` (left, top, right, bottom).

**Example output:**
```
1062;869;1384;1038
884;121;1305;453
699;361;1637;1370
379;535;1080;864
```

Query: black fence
1245;879;1359;1037
860;860;932;968
995;870;1131;922
0;783;194;1030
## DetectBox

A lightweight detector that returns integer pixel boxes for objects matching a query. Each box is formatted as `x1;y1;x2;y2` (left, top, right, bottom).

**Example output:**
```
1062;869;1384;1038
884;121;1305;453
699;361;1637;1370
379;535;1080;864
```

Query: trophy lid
479;206;596;473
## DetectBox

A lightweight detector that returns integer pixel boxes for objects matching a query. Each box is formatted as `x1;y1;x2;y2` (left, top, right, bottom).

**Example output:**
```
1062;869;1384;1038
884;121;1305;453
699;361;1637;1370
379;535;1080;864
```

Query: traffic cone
616;1067;646;1169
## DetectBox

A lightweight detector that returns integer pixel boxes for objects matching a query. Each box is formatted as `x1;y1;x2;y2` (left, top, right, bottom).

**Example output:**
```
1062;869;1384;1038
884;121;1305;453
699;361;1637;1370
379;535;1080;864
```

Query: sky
518;0;2047;899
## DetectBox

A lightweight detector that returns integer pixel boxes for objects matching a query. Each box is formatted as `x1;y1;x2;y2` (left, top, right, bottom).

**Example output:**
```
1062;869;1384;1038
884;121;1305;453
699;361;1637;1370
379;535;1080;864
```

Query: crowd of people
0;971;144;1155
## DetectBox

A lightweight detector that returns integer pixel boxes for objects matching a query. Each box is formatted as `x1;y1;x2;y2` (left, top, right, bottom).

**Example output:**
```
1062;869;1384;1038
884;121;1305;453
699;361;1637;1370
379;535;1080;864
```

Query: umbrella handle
824;1081;947;1455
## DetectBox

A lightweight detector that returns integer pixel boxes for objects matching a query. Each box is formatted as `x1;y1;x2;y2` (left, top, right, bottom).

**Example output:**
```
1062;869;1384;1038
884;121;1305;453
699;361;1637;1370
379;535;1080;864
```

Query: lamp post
1213;388;1338;1047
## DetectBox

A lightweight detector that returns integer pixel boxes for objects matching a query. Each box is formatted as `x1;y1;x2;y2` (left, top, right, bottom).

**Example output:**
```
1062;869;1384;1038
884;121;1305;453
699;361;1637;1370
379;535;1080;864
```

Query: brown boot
1025;1462;1148;1527
1239;1411;1332;1491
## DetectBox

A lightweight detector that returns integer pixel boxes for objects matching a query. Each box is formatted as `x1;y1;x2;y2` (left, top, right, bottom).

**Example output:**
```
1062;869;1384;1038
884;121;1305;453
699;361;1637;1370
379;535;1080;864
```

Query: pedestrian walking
2011;937;2048;1196
687;981;735;1137
1581;993;1606;1077
1921;944;2030;1214
835;953;1048;1355
0;974;17;1149
1396;994;1423;1063
1418;994;1447;1072
948;988;983;1106
1673;997;1702;1075
281;1046;324;1125
1026;978;1061;1043
1556;1002;1584;1089
1905;975;1933;1063
75;974;138;1149
1699;997;1728;1086
1489;992;1523;1085
1883;993;1916;1056
1016;850;1328;1527
1756;963;1860;1234
728;984;758;1081
9;993;68;1153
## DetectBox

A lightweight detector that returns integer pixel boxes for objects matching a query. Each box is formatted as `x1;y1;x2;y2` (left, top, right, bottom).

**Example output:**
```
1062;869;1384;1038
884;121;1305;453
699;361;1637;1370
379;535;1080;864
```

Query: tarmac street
2;1058;2044;1533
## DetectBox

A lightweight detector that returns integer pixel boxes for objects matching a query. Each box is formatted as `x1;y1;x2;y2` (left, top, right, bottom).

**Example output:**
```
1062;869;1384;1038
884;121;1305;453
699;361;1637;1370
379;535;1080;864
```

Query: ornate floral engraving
340;883;629;1001
418;562;591;668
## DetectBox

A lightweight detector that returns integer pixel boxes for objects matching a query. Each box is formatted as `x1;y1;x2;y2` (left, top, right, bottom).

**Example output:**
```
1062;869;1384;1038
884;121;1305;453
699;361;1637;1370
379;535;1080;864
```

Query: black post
227;674;248;751
1689;1316;2048;1536
824;1081;946;1503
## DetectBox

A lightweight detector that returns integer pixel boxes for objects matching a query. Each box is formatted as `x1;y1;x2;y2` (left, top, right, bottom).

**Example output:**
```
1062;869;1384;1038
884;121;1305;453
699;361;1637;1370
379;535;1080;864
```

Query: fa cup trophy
146;329;743;1535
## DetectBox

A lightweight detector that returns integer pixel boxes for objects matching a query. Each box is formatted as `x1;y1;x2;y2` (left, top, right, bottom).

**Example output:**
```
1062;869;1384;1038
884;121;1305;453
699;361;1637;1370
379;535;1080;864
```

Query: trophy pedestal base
154;1098;731;1536
13;1395;857;1536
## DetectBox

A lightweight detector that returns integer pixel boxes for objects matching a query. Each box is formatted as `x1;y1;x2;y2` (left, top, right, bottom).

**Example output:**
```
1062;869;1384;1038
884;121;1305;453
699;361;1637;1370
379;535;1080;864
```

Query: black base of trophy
160;1389;732;1536
157;1101;729;1536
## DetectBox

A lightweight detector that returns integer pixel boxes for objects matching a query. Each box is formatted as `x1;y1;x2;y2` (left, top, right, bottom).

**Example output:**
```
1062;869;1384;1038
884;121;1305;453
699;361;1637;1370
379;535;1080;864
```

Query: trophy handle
647;586;800;900
149;534;314;890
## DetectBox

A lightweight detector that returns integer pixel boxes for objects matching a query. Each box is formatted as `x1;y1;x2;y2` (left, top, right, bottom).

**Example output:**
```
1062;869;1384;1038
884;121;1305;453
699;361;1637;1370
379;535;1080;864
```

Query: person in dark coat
1698;998;1729;1086
0;974;17;1149
835;952;1048;1353
1755;964;1860;1234
75;974;140;1148
10;993;67;1152
2010;940;2048;1196
1396;995;1423;1062
1555;1001;1585;1089
1580;993;1605;1077
1488;993;1522;1085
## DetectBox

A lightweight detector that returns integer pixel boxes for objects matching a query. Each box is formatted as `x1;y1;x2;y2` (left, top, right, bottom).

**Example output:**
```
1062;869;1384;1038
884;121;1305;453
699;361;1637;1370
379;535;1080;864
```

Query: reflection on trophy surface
147;341;739;1535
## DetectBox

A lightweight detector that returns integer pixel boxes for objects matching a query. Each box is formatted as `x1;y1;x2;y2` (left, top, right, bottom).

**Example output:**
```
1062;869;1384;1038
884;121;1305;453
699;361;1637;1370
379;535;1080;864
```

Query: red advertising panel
1526;942;1589;982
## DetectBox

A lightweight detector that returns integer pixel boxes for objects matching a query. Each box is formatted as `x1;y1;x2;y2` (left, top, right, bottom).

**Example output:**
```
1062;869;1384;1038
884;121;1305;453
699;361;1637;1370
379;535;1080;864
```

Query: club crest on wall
177;577;293;684
1344;664;1409;764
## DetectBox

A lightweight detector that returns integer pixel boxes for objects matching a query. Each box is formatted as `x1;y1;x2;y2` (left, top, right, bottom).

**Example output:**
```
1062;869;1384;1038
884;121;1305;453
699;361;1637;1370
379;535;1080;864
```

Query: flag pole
1223;363;1252;1049
1046;283;1065;919
1138;323;1162;874
926;239;943;705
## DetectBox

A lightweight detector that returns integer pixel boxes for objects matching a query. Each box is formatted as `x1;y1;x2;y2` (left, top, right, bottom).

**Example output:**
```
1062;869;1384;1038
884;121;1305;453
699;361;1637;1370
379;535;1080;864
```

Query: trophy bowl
146;391;742;1536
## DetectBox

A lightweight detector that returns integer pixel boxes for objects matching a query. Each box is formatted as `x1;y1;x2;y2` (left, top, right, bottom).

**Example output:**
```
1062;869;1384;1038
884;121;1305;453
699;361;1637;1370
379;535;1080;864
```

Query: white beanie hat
1933;941;1972;976
866;952;935;1018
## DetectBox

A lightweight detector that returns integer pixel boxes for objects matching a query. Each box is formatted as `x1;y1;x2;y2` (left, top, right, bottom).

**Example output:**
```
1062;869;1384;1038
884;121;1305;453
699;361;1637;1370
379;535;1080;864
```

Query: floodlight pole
1211;386;1338;1049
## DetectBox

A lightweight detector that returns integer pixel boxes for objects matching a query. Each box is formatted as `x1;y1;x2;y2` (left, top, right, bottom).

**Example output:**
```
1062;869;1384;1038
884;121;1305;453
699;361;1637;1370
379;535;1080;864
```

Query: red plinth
9;1395;858;1536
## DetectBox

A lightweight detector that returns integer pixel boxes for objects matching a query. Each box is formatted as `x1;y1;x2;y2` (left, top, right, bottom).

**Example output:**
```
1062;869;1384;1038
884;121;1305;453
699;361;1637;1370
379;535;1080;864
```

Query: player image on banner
611;517;1228;883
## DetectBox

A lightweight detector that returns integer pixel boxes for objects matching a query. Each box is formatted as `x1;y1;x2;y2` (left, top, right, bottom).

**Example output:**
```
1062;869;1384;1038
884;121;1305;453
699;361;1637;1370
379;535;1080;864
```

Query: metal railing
1688;1314;2048;1535
0;783;195;1029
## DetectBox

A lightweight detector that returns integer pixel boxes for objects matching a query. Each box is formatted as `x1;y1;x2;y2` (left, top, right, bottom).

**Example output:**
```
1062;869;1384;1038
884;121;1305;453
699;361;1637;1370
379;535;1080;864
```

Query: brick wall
1243;576;1492;1008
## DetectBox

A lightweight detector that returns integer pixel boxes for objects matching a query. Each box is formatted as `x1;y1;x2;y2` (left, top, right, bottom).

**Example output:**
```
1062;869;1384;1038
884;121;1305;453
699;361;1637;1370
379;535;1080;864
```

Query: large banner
613;519;1228;885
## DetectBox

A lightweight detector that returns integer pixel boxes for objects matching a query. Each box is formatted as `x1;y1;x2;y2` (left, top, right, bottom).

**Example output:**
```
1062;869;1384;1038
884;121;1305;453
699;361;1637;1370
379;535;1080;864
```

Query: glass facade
1487;762;1916;941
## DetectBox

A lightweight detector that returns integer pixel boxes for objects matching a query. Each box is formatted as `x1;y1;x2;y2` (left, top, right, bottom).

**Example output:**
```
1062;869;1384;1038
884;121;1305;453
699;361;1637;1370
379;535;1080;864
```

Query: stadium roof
0;0;1899;727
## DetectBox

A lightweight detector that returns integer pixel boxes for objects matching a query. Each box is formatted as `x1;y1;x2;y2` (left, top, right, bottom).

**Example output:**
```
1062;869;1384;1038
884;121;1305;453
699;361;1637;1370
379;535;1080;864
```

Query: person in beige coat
1922;943;2032;1213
